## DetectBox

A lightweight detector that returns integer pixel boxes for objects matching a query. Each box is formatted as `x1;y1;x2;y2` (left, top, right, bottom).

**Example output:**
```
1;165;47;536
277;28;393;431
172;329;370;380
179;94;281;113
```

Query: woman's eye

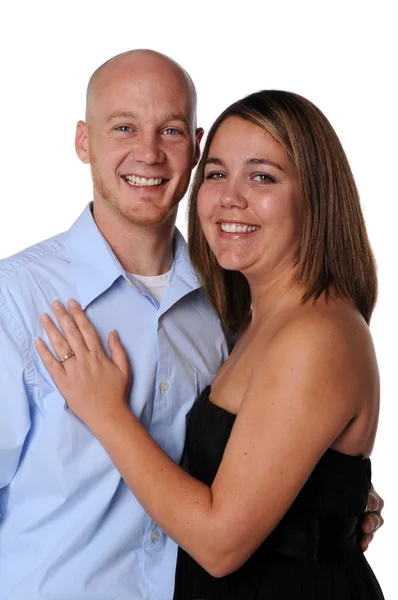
206;172;225;180
253;174;275;184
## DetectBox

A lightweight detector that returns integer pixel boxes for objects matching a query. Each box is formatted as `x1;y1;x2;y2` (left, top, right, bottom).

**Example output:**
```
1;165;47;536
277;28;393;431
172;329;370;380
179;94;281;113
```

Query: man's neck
92;202;176;276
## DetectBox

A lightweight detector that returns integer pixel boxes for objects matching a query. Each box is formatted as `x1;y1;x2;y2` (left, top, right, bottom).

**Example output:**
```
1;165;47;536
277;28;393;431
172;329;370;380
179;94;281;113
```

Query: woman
36;90;384;598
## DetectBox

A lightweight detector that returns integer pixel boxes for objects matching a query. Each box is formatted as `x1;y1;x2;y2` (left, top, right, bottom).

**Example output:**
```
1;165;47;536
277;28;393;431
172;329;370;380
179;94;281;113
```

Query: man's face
76;62;202;227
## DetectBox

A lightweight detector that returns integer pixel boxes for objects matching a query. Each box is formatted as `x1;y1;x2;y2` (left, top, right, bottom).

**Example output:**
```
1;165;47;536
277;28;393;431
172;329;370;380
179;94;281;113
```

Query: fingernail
35;336;44;345
68;298;79;308
51;300;62;310
111;329;119;340
41;313;50;323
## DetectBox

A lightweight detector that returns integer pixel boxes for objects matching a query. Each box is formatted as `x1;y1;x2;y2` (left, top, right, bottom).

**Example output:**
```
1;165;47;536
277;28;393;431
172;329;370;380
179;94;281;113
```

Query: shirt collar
172;228;201;289
157;228;202;314
65;204;126;309
65;204;202;311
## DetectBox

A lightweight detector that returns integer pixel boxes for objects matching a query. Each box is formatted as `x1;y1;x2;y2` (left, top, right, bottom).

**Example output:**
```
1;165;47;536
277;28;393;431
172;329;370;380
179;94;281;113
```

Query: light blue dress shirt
0;204;230;600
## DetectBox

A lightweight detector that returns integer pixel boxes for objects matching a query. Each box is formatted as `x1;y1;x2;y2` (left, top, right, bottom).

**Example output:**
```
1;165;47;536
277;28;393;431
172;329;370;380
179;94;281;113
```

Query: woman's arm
35;299;373;577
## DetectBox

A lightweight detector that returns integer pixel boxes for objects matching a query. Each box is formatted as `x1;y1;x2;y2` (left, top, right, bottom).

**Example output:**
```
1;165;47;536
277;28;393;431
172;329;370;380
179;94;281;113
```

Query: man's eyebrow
105;111;191;128
164;114;191;128
106;111;136;122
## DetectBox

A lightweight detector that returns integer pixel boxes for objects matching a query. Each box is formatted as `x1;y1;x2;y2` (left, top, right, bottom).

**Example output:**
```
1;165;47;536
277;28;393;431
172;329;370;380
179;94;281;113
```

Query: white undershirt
128;269;172;304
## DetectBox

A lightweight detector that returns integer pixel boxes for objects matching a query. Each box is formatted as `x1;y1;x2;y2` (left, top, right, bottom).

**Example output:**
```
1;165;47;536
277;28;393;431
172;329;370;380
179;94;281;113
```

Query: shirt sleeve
0;291;32;491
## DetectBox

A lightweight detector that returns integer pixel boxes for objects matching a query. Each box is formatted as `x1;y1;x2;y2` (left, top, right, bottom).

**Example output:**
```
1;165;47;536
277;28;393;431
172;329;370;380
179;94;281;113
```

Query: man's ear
192;127;205;168
75;120;90;164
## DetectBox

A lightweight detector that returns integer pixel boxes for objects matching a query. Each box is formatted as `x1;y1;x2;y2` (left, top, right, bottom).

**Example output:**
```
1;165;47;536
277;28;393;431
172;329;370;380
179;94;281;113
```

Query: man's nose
133;133;165;164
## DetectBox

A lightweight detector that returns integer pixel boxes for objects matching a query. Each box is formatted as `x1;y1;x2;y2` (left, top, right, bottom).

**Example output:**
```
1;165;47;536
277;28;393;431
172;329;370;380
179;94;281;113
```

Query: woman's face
197;116;302;282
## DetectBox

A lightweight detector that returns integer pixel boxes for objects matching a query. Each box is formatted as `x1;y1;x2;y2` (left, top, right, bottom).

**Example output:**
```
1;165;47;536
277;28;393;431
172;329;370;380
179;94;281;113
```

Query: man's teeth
220;223;260;233
124;175;163;186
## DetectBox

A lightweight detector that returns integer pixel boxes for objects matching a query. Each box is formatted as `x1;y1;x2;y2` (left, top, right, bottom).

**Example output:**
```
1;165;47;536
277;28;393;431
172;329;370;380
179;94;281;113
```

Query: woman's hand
35;299;131;431
360;484;385;551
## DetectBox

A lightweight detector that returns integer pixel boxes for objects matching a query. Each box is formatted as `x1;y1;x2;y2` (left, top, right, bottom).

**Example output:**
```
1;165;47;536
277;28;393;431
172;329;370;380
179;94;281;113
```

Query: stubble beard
91;162;183;227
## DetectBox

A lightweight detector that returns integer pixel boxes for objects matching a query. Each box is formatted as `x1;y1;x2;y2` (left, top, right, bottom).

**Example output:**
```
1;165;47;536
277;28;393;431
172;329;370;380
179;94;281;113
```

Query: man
0;50;382;599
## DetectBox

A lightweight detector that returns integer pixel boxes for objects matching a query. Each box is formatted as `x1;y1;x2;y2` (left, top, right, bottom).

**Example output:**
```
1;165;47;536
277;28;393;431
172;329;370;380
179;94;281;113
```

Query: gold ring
60;350;75;363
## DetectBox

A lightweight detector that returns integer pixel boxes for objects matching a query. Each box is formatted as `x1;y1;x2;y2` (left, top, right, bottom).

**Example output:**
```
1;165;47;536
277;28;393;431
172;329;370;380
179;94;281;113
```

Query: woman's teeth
220;223;260;233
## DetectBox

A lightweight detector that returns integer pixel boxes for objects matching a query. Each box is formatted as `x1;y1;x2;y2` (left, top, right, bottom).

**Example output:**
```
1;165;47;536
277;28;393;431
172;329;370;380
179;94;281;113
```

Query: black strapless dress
173;386;384;599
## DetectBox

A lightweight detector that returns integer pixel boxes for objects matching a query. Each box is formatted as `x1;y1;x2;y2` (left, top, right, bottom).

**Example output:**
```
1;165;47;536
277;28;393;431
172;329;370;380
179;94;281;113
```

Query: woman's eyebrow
205;157;225;167
204;157;284;171
246;157;284;171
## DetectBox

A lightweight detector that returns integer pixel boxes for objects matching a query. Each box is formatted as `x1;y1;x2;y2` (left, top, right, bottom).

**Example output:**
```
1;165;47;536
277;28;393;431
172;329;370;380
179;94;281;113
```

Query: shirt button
160;381;169;392
151;530;160;542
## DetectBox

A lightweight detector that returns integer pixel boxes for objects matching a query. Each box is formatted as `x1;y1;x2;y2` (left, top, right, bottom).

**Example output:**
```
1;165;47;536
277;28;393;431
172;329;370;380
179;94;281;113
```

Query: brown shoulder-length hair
188;90;377;333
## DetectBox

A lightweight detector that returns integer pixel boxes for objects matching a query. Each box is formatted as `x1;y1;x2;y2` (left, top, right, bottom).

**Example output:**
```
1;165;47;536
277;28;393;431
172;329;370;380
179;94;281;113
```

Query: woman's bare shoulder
269;297;373;357
251;297;377;401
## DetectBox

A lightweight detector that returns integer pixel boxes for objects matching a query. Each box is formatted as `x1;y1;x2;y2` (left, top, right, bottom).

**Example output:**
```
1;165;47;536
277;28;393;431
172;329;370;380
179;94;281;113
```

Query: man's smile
122;174;167;187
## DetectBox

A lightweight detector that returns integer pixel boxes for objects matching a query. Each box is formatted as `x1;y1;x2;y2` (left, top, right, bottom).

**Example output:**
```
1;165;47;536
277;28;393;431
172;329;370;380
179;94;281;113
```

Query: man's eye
116;125;132;132
163;128;180;136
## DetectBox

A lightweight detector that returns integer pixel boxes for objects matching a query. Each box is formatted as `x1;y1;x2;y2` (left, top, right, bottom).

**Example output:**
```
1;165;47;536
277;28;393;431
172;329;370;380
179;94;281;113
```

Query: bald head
75;48;204;232
85;49;198;132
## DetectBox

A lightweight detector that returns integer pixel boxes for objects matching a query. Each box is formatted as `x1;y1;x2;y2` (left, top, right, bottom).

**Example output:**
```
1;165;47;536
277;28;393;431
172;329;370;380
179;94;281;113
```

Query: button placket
159;381;169;392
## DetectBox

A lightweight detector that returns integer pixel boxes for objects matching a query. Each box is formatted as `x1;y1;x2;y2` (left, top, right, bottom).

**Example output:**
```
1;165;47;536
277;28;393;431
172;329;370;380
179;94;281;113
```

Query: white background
0;0;396;596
